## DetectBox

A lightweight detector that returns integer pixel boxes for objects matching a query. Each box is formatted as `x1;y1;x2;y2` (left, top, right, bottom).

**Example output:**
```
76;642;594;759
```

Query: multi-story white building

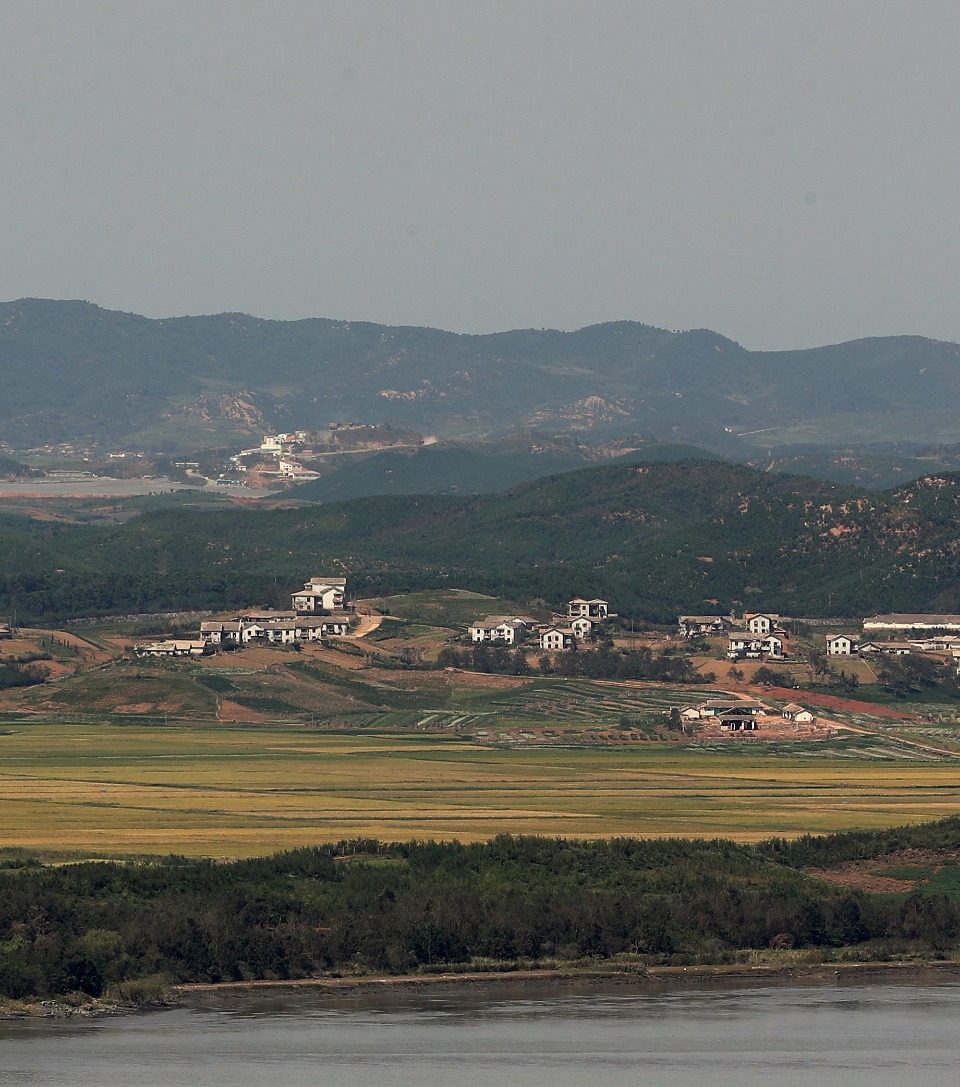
292;577;348;613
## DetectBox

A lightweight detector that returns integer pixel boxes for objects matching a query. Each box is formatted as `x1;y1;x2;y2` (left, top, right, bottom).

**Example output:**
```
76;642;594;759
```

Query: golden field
2;721;960;858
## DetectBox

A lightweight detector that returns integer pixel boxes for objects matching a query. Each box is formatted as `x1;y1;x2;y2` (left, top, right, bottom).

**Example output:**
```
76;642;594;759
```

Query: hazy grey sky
3;0;960;349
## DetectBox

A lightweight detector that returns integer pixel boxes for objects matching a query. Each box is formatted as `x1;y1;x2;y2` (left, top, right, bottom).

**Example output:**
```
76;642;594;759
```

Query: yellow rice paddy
1;722;959;857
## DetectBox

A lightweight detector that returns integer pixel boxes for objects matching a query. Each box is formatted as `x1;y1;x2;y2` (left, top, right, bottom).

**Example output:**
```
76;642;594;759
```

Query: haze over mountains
4;298;960;454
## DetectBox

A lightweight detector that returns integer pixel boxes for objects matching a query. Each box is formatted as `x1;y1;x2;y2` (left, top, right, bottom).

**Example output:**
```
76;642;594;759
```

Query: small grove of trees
618;707;689;739
546;646;713;683
875;655;958;699
0;660;47;690
752;665;794;688
437;644;529;675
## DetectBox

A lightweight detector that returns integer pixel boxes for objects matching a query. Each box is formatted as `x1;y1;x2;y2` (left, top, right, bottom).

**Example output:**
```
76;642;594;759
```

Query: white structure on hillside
569;615;597;641
781;703;816;724
201;613;349;646
567;598;609;620
468;616;533;644
826;634;857;656
135;639;211;657
863;614;960;632
292;577;348;613
678;615;734;638
744;613;783;636
728;633;784;660
540;626;575;651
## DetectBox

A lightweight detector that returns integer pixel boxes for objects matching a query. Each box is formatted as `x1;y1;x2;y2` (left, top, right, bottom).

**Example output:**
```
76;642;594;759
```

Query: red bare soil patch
805;848;960;894
0;504;80;522
299;645;368;670
0;638;39;656
766;686;915;720
31;660;78;681
217;699;277;724
440;670;534;691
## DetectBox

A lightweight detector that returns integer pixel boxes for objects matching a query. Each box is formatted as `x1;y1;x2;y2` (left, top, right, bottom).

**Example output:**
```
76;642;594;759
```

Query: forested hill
284;441;722;502
4;298;960;449
3;458;960;621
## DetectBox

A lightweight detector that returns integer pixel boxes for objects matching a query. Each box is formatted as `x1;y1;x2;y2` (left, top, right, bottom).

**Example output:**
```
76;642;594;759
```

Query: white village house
567;598;609;620
292;577;348;613
826;634;857;656
677;615;734;638
781;702;817;724
697;699;765;718
744;613;783;637
728;633;784;660
469;593;612;653
679;699;766;731
855;640;912;656
540;626;575;651
568;615;597;641
201;611;349;647
468;616;534;645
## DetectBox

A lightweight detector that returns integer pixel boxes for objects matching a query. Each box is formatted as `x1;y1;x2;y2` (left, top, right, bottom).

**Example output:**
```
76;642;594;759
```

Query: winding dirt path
347;609;384;638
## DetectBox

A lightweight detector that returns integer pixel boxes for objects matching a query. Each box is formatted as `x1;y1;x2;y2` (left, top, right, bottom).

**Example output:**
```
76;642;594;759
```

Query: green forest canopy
2;457;960;621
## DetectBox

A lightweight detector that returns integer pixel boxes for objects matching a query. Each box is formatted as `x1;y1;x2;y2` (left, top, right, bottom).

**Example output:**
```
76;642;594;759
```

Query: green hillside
3;456;960;622
288;441;722;501
0;453;31;479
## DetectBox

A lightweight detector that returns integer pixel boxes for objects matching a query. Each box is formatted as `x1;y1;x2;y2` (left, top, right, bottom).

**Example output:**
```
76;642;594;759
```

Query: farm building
718;710;760;731
135;639;211;658
781;703;816;724
678;615;734;638
863;614;960;633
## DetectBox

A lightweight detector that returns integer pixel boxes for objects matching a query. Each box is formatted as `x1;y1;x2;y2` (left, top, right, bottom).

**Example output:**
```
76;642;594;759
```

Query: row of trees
437;643;713;684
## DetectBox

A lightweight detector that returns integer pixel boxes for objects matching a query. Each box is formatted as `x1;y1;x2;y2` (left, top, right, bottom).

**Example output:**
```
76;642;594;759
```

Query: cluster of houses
680;609;960;672
678;612;790;662
0;622;11;640
134;576;352;657
826;615;960;664
468;598;611;652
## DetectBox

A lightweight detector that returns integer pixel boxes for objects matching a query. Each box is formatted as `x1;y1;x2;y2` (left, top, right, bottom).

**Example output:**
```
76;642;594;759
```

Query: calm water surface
2;981;959;1086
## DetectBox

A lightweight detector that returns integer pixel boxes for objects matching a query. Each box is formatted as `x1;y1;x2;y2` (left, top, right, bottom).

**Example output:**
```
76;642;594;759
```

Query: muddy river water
2;980;958;1086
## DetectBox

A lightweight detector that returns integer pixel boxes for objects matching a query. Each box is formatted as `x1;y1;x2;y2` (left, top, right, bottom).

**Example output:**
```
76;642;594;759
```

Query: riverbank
174;958;960;1004
0;997;131;1020
5;959;960;1021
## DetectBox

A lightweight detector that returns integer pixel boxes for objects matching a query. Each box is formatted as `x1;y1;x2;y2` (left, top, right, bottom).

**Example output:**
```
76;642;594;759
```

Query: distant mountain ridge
3;298;960;450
